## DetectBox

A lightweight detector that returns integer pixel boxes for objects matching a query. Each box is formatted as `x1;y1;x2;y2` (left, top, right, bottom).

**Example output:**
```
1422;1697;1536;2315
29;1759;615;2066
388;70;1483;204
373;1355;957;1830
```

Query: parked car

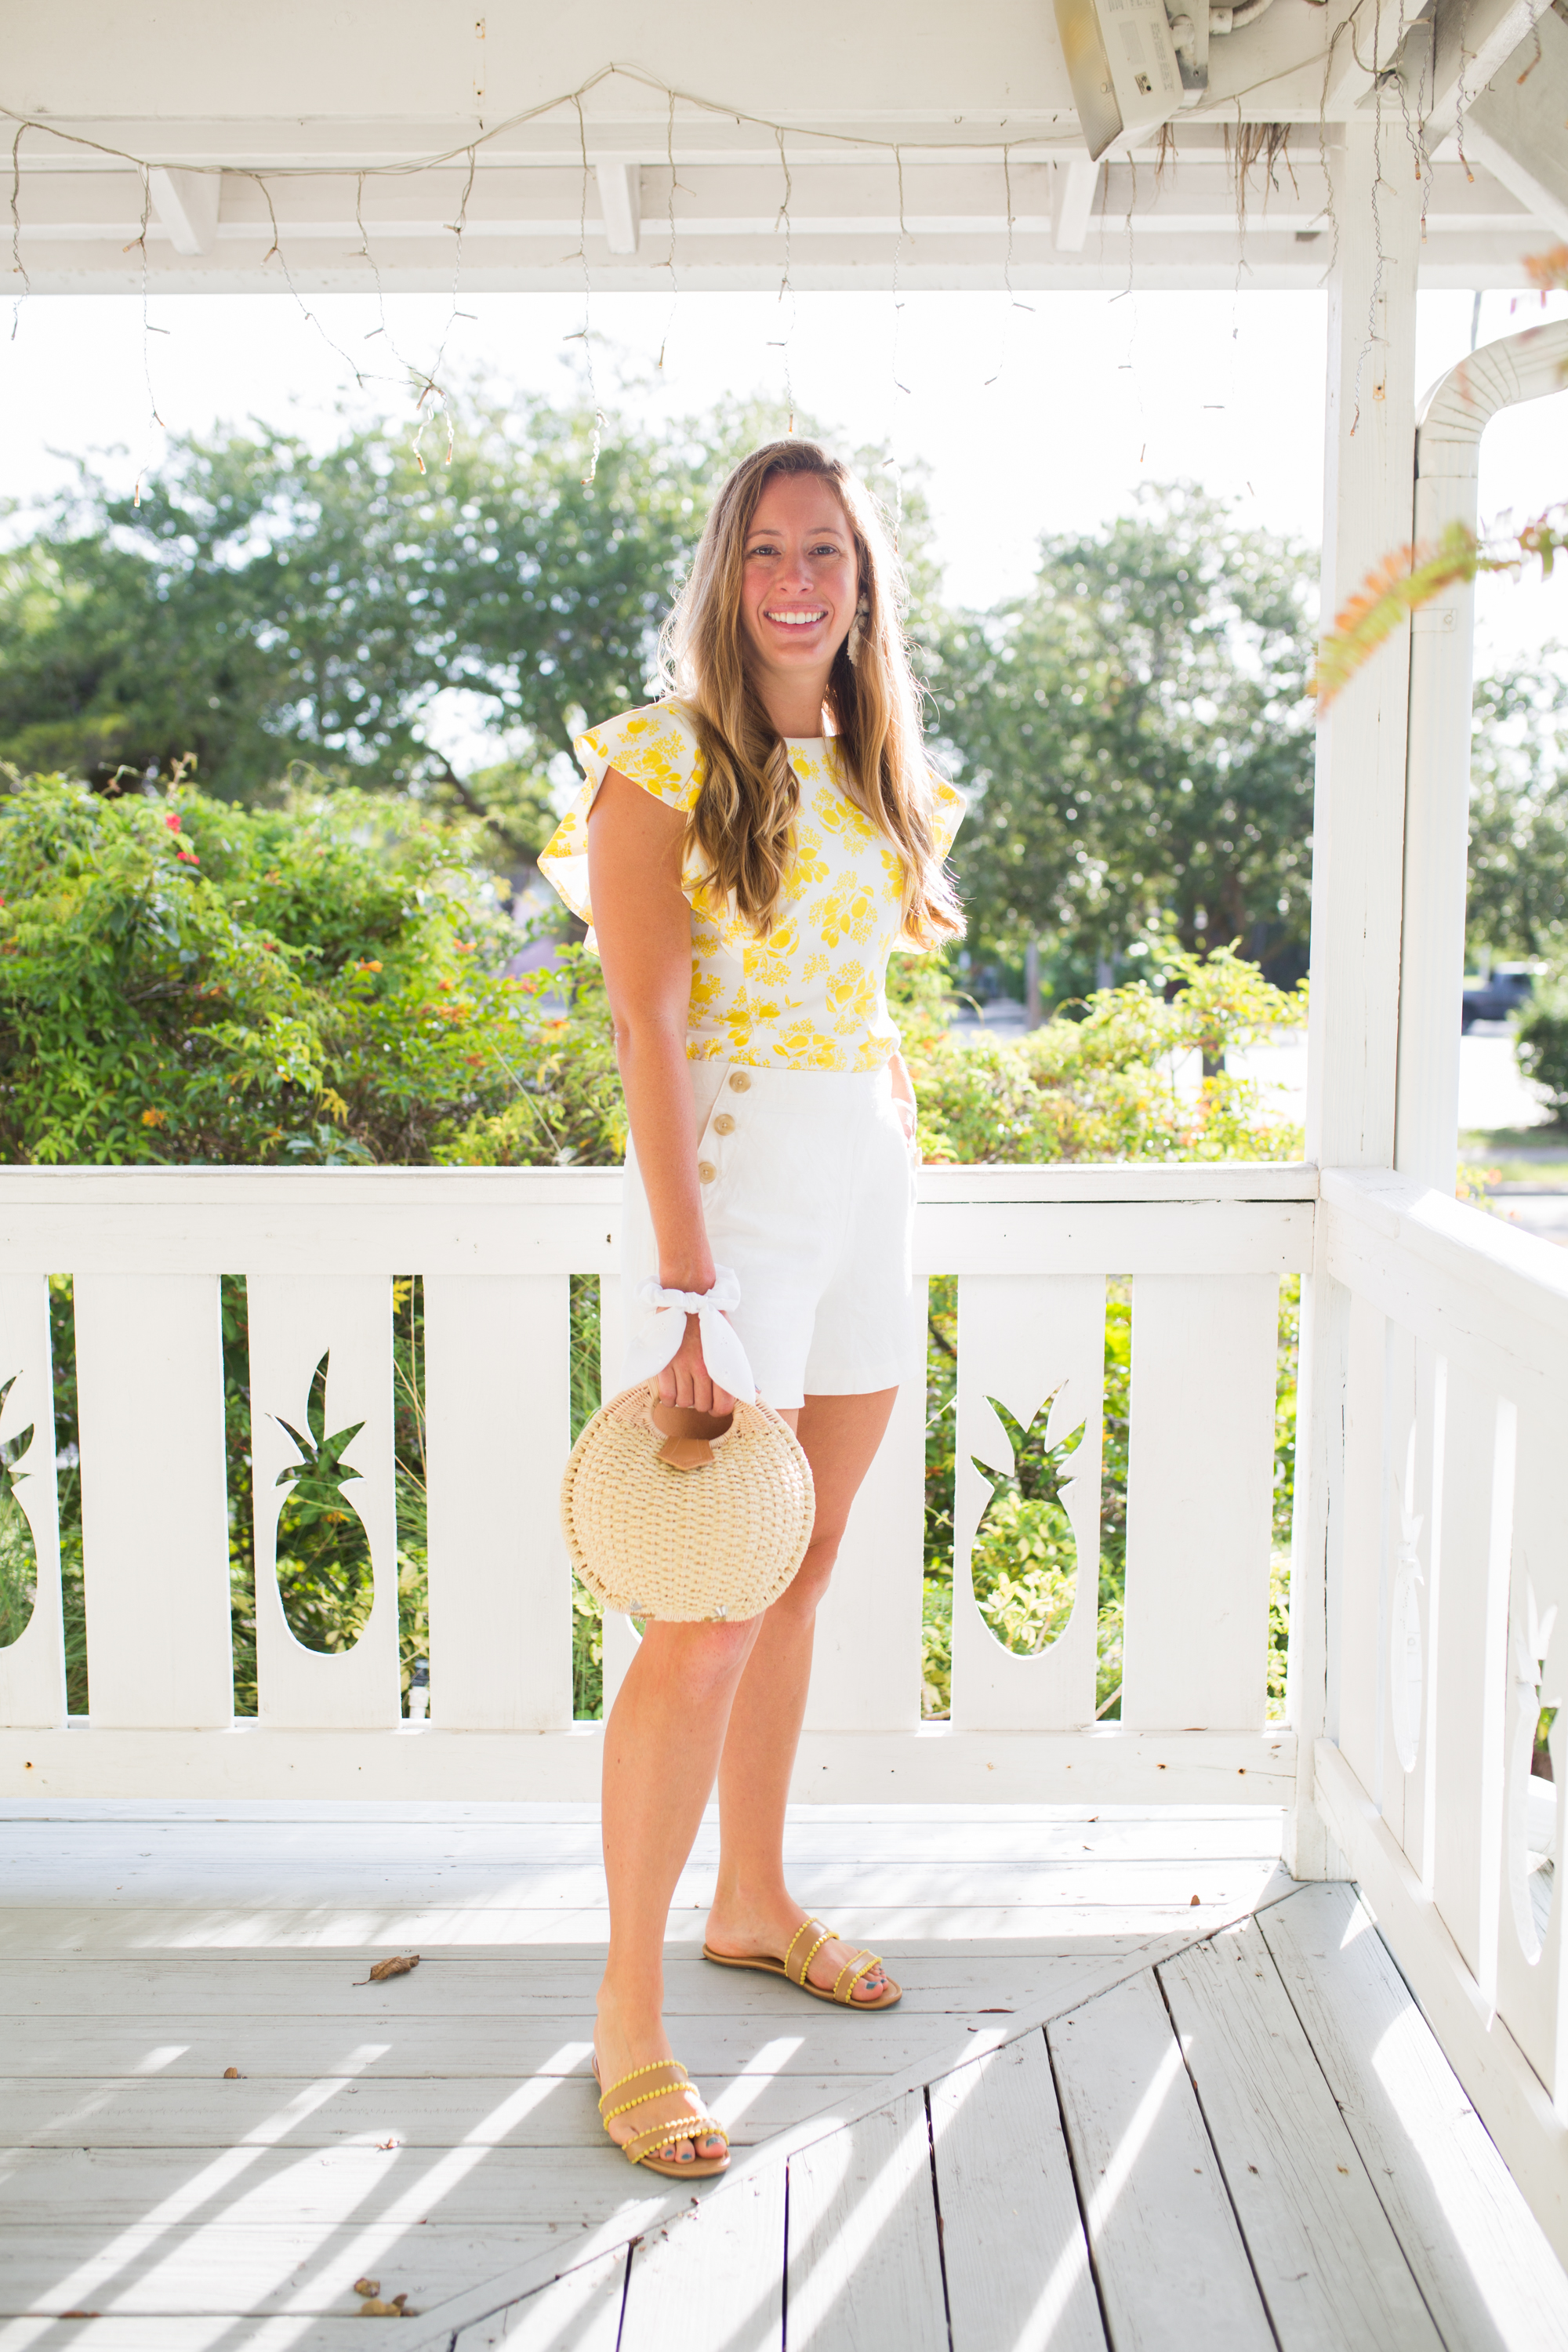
1461;965;1537;1029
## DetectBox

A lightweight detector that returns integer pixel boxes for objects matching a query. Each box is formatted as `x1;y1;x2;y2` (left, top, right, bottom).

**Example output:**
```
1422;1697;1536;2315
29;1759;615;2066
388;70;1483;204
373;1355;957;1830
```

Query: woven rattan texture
561;1381;815;1622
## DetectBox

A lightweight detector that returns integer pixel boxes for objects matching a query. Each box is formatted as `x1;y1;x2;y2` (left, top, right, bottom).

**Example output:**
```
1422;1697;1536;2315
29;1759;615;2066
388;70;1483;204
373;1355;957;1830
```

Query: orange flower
140;1108;167;1127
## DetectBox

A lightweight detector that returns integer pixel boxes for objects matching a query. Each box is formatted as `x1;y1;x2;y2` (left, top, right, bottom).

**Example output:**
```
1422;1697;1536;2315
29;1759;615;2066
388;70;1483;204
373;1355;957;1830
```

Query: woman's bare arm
587;768;732;1414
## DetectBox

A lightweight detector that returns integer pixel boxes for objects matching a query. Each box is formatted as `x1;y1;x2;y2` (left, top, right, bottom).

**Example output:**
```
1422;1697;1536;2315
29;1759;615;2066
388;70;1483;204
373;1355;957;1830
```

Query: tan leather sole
701;1944;903;2009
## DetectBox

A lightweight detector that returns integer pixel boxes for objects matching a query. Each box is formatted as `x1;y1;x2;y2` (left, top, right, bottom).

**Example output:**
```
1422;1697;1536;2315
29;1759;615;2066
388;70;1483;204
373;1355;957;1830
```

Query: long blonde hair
658;440;963;944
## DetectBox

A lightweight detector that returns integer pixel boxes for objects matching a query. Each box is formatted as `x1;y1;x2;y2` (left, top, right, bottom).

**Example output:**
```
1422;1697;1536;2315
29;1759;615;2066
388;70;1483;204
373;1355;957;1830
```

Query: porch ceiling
5;0;1561;296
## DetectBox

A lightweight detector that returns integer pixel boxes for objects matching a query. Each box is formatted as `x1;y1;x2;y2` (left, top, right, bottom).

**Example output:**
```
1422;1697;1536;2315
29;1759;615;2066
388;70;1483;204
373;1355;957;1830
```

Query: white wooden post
1396;319;1568;1191
0;1276;66;1728
423;1273;574;1732
74;1274;234;1728
1291;119;1422;1875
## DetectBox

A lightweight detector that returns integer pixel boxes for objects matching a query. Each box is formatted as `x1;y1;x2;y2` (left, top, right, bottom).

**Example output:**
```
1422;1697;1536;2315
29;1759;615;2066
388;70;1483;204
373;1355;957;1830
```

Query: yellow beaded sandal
593;2057;731;2180
702;1917;902;2009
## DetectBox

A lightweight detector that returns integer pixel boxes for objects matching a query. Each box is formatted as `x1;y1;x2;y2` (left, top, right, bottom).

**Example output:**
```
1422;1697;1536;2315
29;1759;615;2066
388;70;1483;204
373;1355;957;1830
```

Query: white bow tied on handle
626;1266;757;1404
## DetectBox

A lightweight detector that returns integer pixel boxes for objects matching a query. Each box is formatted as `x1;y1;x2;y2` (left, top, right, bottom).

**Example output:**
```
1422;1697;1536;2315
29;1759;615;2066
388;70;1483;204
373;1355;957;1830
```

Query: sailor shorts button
698;1160;717;1184
728;1070;751;1092
713;1112;736;1135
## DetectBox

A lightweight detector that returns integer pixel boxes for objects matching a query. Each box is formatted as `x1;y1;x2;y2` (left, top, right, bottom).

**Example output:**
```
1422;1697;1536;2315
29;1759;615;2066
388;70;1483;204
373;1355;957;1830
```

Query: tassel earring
846;596;870;666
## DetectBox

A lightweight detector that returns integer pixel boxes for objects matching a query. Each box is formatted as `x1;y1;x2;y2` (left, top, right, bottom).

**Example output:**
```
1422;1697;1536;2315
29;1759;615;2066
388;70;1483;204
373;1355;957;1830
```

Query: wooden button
713;1112;735;1134
698;1160;717;1183
728;1070;751;1091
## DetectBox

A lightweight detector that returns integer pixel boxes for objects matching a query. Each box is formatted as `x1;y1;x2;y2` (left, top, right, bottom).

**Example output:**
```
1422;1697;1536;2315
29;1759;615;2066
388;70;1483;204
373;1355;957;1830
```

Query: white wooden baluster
73;1274;232;1727
1329;1290;1388;1808
1379;1324;1420;1853
806;1301;928;1733
1121;1273;1278;1730
423;1274;572;1732
1414;1345;1448;1894
949;1276;1104;1732
248;1274;399;1729
597;1272;640;1719
1497;1397;1568;2103
0;1275;65;1727
1428;1372;1510;1991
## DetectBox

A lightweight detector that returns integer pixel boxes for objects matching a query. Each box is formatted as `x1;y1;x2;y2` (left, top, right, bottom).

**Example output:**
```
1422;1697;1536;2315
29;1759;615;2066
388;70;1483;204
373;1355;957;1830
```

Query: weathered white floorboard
929;2032;1105;2352
2;2016;1000;2082
0;1949;1183;2014
617;2168;785;2351
1048;1968;1274;2352
0;2071;890;2149
0;1895;1287;1957
1158;1912;1444;2351
452;2249;630;2350
0;1857;1284;1911
0;2146;644;2230
784;2092;948;2352
0;2325;432;2350
1260;1881;1568;2352
0;1811;1286;1863
0;2222;550;2320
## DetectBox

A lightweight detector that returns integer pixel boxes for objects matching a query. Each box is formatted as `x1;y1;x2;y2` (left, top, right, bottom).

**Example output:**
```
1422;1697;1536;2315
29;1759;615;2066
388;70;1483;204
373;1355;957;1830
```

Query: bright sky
3;280;1564;724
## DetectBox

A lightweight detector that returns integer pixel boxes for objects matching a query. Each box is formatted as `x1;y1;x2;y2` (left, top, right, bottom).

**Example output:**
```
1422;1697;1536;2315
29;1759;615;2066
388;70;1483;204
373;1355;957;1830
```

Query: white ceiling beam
1462;5;1568;239
1051;156;1100;249
593;158;641;254
147;164;220;254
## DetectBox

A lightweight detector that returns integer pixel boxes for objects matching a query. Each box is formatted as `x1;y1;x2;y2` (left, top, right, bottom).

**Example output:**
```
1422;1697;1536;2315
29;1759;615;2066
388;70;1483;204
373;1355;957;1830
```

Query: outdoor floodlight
1053;0;1190;159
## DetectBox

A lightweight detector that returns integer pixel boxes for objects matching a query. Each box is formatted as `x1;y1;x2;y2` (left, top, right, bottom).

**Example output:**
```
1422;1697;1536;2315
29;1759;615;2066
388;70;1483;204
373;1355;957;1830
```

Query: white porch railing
0;1161;1308;1804
1312;1170;1568;2261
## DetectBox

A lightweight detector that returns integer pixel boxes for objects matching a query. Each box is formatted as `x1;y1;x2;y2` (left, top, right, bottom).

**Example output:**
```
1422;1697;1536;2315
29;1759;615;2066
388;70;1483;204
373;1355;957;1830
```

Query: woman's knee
642;1617;756;1696
778;1531;845;1617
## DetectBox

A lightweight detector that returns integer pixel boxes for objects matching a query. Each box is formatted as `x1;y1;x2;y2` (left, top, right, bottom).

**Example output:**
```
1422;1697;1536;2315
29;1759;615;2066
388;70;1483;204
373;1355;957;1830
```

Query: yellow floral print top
539;700;964;1072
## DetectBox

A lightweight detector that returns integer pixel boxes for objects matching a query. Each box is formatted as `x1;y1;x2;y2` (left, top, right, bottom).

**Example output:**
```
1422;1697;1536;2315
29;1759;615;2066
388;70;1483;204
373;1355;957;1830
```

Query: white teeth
764;611;826;626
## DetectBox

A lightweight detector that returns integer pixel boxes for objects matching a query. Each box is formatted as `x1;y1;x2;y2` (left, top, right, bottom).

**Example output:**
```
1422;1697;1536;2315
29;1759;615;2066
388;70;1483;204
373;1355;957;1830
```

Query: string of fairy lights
0;29;1438;499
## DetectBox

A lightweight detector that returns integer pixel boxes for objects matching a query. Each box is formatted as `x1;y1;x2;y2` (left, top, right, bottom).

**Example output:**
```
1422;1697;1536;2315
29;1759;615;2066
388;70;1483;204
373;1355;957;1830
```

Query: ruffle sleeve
928;777;965;862
893;777;967;952
537;701;706;928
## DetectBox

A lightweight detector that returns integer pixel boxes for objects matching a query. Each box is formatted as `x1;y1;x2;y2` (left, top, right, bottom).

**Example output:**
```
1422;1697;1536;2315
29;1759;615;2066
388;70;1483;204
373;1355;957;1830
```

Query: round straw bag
561;1381;815;1624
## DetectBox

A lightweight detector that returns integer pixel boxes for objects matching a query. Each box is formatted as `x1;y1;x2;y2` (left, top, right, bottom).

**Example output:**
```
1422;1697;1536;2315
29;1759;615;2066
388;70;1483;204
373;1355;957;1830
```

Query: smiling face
738;470;861;728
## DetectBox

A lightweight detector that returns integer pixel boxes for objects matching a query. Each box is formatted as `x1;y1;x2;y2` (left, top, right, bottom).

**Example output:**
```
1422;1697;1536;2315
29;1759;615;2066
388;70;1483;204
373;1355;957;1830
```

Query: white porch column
1289;122;1422;1877
1395;319;1568;1190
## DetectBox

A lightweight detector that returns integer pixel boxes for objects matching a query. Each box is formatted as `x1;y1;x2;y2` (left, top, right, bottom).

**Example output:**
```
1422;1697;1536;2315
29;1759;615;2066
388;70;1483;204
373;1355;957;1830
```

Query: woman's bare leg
596;1612;759;2162
705;1388;898;1998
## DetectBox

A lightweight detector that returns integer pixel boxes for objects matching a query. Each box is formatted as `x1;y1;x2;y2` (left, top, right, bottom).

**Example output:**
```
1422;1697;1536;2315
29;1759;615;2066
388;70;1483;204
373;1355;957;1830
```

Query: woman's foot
704;1900;891;2001
593;2016;728;2168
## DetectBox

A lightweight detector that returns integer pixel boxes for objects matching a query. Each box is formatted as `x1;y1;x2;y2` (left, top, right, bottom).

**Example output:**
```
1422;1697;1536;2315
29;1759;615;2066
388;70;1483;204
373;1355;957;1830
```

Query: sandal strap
833;1950;884;2003
625;2111;729;2165
781;1918;824;1981
598;2058;688;2123
789;1927;838;1989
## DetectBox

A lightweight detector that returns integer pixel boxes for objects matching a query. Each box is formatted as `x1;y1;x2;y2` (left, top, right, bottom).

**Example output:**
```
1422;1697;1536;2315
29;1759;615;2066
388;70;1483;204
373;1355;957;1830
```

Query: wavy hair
657;439;963;943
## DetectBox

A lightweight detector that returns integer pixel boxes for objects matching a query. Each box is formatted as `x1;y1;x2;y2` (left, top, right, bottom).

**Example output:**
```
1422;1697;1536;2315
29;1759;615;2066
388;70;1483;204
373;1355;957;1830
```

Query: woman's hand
659;1310;736;1419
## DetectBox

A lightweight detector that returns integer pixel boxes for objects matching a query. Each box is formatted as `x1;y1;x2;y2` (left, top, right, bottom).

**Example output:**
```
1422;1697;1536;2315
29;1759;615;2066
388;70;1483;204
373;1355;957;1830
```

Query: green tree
927;485;1316;992
1466;657;1568;966
0;394;919;869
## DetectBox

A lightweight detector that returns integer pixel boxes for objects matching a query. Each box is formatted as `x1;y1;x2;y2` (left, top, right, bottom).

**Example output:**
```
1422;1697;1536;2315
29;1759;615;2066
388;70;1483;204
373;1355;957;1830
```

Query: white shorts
621;1060;920;1410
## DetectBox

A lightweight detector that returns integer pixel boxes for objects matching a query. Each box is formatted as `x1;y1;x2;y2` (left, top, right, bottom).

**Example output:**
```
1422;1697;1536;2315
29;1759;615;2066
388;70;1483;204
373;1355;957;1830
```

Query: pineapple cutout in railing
970;1386;1087;1656
272;1350;375;1655
0;1374;38;1649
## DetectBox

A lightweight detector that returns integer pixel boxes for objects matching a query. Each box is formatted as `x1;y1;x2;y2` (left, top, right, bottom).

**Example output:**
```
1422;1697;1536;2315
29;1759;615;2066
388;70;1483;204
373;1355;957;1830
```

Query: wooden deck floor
0;1802;1564;2350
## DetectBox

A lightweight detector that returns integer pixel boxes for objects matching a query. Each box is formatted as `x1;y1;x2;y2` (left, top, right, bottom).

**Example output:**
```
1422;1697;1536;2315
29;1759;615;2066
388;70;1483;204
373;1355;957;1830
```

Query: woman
539;437;963;2177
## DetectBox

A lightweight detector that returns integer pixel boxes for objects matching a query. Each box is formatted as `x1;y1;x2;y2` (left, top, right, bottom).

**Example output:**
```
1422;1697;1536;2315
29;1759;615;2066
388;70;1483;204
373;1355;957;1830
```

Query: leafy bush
1516;974;1568;1123
899;942;1307;1166
0;771;622;1170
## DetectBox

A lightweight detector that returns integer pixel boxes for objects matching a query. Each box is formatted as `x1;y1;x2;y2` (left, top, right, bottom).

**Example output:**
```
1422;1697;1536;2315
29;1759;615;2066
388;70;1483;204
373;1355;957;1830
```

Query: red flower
166;814;181;832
